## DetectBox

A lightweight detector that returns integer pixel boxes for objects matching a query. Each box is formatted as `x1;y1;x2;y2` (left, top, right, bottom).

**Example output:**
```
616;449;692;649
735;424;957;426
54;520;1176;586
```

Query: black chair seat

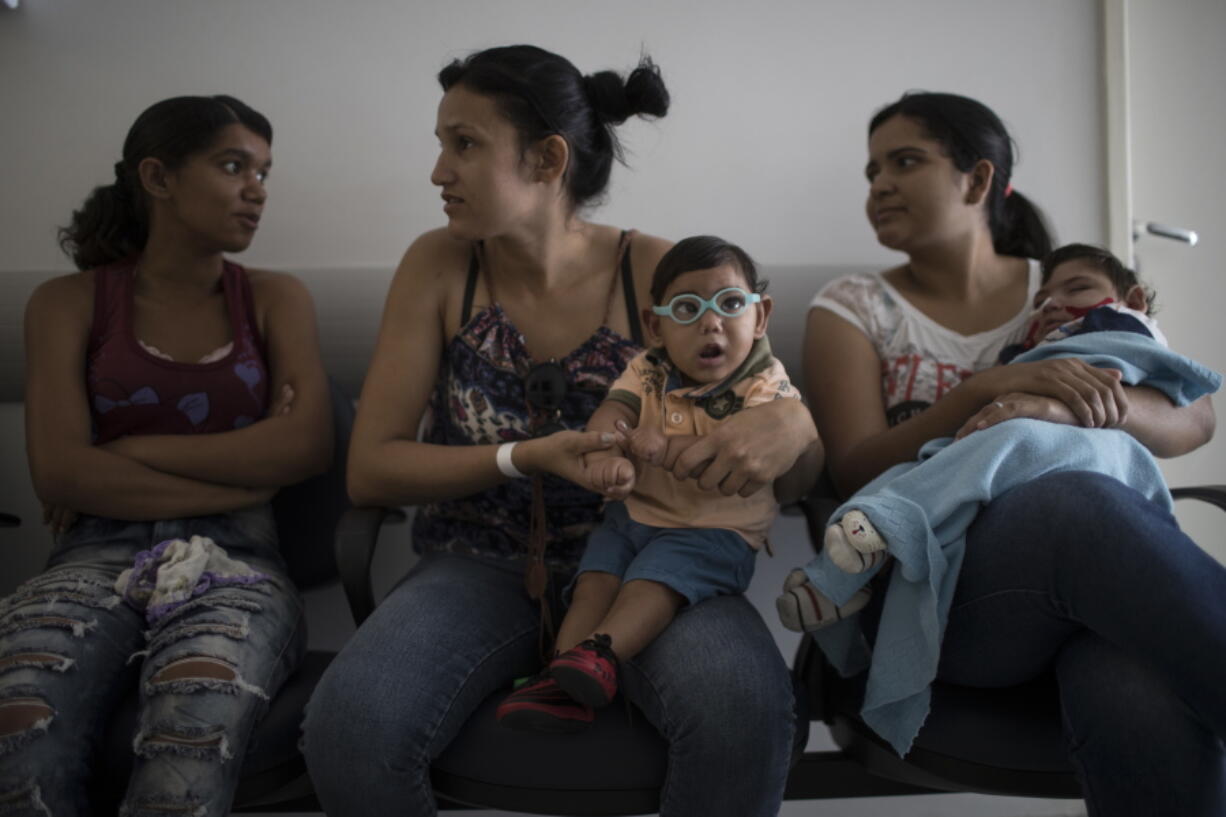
824;669;1081;797
430;670;811;815
432;693;667;815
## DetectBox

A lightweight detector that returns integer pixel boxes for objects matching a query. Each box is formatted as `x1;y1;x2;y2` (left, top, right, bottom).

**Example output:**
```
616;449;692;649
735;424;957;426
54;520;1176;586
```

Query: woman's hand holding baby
955;392;1081;439
975;358;1128;429
520;429;625;487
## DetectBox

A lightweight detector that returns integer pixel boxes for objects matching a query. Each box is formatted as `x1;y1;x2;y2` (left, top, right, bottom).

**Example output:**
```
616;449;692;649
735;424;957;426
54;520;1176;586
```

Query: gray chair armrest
334;505;409;627
1171;484;1226;512
334;507;386;627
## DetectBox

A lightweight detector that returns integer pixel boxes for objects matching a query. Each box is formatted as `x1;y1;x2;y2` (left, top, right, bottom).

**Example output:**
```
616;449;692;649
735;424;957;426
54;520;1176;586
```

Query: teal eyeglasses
652;287;761;325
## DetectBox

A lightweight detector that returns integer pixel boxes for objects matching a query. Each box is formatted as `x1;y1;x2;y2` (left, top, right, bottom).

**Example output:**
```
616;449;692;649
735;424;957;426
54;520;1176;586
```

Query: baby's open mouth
699;344;723;359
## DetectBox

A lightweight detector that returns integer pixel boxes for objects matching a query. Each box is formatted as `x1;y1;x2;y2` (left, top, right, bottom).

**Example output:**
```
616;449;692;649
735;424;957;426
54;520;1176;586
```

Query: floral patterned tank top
411;232;644;569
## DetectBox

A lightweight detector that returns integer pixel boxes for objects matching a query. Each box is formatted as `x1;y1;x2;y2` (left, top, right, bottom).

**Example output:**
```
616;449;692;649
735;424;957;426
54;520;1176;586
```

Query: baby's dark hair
1041;243;1156;316
650;235;765;304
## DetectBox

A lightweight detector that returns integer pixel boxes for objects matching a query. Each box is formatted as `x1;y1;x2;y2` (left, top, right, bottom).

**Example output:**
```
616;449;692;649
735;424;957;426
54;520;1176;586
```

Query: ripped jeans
0;504;306;817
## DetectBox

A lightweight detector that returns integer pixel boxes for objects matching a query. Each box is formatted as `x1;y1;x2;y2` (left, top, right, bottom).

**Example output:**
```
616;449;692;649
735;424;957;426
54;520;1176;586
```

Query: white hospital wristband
496;441;528;479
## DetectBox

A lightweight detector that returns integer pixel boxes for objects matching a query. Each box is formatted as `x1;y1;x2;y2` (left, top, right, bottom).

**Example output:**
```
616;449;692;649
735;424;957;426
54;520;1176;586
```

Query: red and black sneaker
549;633;619;708
495;672;594;733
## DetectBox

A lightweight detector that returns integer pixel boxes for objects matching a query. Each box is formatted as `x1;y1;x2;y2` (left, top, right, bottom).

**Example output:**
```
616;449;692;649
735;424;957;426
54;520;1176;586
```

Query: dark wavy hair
650;235;765;304
870;91;1053;260
438;45;669;210
1041;242;1156;316
58;95;272;271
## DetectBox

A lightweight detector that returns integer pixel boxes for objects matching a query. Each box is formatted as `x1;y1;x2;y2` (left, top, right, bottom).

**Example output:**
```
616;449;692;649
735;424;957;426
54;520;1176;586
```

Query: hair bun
584;57;669;125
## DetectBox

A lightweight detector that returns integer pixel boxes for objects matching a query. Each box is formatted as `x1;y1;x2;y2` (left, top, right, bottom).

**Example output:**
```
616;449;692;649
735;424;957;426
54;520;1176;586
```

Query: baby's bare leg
595;579;685;661
555;571;621;654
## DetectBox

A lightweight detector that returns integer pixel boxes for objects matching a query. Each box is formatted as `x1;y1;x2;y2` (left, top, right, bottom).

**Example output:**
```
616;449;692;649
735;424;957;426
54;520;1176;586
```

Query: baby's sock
775;568;872;632
825;510;888;574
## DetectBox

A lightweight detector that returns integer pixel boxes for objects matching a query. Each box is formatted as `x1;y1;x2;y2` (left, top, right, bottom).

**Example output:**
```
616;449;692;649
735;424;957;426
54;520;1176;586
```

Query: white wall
1125;0;1226;562
1;0;1103;277
0;4;1108;816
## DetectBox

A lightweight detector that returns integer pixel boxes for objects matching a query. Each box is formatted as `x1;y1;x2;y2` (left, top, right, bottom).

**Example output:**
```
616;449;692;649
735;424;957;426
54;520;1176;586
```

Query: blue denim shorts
572;502;757;605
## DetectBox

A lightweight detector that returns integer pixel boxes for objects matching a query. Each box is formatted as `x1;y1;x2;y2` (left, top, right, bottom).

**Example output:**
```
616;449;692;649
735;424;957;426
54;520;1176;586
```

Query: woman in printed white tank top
797;92;1223;815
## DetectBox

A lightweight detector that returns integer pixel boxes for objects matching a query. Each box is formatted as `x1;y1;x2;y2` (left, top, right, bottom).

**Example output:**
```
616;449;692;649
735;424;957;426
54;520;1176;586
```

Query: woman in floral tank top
304;46;820;817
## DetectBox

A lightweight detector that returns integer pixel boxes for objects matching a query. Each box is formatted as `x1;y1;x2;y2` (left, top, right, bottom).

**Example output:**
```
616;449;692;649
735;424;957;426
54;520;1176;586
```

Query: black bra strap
460;247;480;327
620;232;643;346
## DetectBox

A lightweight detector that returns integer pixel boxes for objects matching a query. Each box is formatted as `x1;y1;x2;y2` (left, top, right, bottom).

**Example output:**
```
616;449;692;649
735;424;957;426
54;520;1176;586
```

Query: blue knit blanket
805;332;1221;756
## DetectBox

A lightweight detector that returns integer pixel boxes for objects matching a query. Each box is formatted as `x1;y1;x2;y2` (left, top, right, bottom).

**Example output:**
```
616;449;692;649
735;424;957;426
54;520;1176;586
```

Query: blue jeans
939;471;1226;816
303;551;794;817
0;505;306;817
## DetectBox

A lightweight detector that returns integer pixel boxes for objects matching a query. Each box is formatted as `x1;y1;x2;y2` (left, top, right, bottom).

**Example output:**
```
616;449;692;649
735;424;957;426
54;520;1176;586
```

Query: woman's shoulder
809;267;897;320
392;227;473;288
813;267;895;301
625;229;671;266
26;269;96;323
410;227;472;261
243;266;303;290
602;225;670;297
241;268;318;326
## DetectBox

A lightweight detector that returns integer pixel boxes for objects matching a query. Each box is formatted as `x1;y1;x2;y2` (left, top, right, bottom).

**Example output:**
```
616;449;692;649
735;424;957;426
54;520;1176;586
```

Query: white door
1110;0;1226;563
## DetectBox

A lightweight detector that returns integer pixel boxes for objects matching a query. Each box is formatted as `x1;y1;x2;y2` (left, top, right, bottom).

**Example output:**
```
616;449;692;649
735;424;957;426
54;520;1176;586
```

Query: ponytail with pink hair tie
1004;183;1014;197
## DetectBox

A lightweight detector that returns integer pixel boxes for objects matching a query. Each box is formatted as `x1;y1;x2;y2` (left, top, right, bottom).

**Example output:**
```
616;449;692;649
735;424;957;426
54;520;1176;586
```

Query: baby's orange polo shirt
605;337;800;549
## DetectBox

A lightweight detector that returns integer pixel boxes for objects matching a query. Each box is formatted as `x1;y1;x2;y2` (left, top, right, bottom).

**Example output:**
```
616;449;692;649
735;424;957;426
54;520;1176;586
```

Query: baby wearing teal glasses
497;235;801;733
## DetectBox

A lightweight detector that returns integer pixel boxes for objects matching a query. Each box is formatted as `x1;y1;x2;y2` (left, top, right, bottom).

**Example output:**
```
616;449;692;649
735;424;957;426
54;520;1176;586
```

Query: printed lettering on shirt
880;355;972;415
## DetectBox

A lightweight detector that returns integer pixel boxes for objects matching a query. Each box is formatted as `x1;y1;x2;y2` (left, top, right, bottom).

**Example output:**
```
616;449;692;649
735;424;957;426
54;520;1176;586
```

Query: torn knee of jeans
0;613;96;641
120;795;209;817
0;698;54;735
4;571;122;614
0;780;52;816
143;620;249;657
144;655;270;701
0;652;74;677
0;695;54;758
150;595;263;632
132;722;231;764
152;657;236;684
11;589;120;613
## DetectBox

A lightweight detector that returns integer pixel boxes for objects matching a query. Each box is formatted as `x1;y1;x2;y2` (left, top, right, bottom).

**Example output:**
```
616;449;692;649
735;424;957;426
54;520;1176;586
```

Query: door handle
1133;221;1199;247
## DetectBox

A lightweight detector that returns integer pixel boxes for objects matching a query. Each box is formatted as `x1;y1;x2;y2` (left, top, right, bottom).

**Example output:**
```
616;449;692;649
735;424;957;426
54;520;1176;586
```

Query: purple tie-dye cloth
115;535;269;623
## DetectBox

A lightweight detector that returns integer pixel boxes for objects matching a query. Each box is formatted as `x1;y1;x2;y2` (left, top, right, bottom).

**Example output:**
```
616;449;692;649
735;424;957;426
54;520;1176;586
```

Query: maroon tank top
86;258;270;444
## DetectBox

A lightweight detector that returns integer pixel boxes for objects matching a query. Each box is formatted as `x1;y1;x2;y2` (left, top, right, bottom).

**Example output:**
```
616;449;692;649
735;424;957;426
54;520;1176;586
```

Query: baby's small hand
624;423;668;466
586;456;636;500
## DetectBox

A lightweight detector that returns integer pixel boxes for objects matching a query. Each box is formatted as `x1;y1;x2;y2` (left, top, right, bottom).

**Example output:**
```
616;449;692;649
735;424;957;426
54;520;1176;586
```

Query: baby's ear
643;306;663;346
754;294;774;338
1123;284;1148;313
